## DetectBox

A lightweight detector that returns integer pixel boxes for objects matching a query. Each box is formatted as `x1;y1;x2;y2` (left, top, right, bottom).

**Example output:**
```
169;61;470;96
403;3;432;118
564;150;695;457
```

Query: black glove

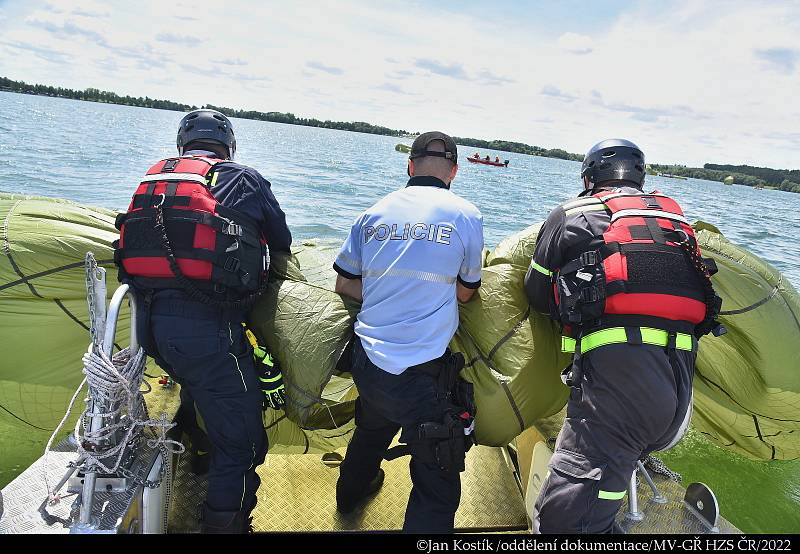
254;346;286;410
244;325;286;411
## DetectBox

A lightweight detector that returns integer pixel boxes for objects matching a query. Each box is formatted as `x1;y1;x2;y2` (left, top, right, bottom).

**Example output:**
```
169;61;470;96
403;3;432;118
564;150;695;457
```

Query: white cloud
0;0;798;168
557;32;594;55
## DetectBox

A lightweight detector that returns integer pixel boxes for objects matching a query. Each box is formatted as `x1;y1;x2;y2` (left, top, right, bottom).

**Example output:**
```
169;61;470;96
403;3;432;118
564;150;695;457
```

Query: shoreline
2;76;798;194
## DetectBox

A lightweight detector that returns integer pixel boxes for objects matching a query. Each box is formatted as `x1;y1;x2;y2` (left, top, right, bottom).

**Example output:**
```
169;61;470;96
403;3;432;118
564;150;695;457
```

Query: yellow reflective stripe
640;327;670;347
562;328;695;355
599;490;627;500
208;171;219;188
531;260;552;277
676;333;694;351
639;328;694;351
259;374;282;384
564;204;608;217
581;328;628;352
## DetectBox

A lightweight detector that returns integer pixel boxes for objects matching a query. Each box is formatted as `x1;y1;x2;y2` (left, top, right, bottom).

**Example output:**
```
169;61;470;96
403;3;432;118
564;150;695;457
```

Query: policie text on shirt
364;223;454;245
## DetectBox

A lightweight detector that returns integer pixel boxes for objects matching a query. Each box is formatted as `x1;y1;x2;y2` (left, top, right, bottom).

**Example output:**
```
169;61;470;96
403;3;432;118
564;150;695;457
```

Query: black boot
200;504;247;534
336;468;385;514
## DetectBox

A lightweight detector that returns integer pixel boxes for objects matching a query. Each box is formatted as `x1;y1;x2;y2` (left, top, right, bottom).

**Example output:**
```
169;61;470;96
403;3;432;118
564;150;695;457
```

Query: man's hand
457;282;477;303
335;274;363;302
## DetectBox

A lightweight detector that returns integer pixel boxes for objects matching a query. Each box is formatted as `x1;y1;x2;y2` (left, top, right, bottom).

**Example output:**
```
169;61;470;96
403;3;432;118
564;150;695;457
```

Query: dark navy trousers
533;343;695;534
148;290;267;513
339;339;461;533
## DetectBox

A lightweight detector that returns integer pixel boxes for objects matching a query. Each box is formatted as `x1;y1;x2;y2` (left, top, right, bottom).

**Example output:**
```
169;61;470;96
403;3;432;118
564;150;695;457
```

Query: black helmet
177;109;236;159
581;138;645;188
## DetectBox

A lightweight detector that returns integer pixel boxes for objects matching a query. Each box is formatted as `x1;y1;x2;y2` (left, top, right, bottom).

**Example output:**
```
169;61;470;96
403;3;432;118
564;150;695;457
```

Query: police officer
333;132;484;533
132;110;291;533
524;139;721;533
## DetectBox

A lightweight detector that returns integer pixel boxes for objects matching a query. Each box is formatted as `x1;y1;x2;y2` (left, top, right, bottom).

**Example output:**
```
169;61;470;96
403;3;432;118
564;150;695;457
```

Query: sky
0;0;799;168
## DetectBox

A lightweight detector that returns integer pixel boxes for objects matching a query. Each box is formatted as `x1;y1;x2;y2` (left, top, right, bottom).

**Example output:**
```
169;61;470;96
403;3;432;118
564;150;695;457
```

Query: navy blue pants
148;290;267;513
339;339;461;533
534;343;695;534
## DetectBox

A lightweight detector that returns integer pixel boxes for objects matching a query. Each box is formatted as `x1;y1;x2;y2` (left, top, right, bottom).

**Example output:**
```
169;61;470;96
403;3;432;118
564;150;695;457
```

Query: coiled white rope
43;345;184;503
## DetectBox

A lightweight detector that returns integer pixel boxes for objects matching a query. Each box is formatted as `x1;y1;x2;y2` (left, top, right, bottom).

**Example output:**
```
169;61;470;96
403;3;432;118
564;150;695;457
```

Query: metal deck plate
615;474;739;534
0;376;181;535
168;445;529;533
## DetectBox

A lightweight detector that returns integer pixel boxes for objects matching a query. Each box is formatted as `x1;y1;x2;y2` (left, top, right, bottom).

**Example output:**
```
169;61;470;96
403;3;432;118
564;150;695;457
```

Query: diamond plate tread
0;376;180;534
167;445;528;533
0;451;138;534
615;474;739;534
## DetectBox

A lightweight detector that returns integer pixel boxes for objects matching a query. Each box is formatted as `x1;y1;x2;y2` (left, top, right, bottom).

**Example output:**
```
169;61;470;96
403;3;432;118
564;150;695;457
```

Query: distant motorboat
468;156;509;167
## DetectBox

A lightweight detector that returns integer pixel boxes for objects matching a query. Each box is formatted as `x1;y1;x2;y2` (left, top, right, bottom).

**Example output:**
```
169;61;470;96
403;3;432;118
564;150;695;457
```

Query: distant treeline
0;76;408;137
2;76;796;190
1;75;583;161
650;163;800;193
453;138;582;161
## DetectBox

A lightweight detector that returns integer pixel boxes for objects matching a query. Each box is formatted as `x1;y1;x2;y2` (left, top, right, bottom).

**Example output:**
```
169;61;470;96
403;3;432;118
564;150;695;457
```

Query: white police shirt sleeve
458;211;484;289
333;214;364;279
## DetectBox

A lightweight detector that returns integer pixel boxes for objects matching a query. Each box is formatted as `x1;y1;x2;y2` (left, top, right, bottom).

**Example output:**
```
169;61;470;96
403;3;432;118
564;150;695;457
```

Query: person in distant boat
473;152;480;159
114;109;292;533
524;139;723;534
495;156;501;163
333;131;484;533
484;155;491;161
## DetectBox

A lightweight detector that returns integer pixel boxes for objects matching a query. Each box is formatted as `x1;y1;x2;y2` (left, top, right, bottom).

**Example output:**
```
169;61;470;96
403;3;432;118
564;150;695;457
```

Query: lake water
1;91;798;532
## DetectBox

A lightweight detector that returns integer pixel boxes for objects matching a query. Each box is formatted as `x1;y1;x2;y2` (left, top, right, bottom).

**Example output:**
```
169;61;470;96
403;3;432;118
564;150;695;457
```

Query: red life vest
554;189;717;331
113;156;268;299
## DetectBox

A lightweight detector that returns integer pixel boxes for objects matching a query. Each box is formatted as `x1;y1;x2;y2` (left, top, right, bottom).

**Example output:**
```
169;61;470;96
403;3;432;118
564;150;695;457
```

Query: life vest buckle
224;257;241;273
580;287;600;303
223;222;243;236
581;250;599;267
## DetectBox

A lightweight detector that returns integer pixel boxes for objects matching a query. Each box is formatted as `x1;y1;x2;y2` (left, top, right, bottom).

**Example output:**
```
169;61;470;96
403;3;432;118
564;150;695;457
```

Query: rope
720;276;782;316
75;346;184;474
43;345;184;503
643;454;682;482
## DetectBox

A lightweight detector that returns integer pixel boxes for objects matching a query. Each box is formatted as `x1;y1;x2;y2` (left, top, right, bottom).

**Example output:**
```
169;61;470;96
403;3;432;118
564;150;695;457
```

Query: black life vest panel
554;188;722;335
113;156;269;298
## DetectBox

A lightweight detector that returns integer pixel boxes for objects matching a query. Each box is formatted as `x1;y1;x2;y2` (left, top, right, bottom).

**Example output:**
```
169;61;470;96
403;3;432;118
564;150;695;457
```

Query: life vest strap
561;327;696;355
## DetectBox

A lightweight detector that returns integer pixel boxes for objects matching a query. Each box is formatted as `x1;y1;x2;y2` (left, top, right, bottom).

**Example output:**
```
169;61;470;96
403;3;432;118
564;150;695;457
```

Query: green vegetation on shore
650;163;800;193
450;138;582;161
2;75;796;192
0;75;582;161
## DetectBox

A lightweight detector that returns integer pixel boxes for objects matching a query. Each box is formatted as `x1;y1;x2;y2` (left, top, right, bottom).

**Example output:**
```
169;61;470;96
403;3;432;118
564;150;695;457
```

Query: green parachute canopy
1;192;798;460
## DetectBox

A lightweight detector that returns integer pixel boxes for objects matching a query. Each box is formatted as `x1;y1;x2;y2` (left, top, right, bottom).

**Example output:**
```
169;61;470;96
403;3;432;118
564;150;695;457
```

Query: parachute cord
720;277;781;316
42;373;87;504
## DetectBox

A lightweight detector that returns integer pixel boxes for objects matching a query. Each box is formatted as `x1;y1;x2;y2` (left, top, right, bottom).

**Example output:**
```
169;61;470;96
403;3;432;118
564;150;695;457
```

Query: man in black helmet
524;139;721;533
143;109;292;533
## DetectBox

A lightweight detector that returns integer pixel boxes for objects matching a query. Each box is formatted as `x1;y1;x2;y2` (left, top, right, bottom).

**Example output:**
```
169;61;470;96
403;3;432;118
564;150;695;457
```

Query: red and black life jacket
554;188;721;334
113;156;269;300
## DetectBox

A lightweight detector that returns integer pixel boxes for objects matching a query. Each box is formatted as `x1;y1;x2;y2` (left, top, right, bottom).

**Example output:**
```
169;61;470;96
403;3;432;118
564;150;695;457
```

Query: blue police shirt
333;176;484;374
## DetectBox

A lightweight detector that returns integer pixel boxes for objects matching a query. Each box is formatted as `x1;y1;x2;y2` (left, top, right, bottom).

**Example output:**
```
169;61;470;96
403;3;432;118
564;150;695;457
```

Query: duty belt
561;327;697;356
